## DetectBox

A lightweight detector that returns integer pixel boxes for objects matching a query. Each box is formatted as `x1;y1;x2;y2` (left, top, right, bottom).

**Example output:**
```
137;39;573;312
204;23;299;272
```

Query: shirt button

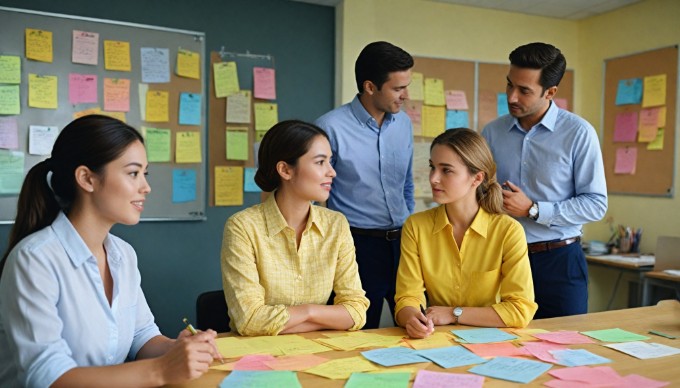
456;286;460;289
297;275;302;280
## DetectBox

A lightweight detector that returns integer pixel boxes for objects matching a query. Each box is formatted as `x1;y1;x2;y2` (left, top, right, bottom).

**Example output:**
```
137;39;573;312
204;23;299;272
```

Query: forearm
136;335;174;360
52;359;164;388
396;306;418;327
282;304;354;333
457;307;506;328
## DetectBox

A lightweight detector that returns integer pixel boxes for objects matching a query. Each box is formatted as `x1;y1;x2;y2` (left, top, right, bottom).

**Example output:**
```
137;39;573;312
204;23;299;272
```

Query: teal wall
0;0;335;334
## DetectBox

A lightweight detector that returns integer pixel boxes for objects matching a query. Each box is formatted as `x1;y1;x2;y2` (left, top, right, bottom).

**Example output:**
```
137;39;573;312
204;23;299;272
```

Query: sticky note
445;110;469;129
213;61;239;98
143;127;171;162
25;28;53;62
176;49;200;79
226;127;249;161
642;74;666;108
0;117;19;150
69;74;98;104
103;78;130;112
179;93;202;126
0;55;21;84
408;72;424;101
0;85;21;115
215;166;244;206
424;78;445;106
0;150;24;194
253;67;276;100
615;78;642;105
176;131;202;163
141;47;170;83
28;74;58;109
227;90;252;123
445;90;468;110
172;169;197;203
254;103;278;131
421;105;445;138
28;125;59;155
146;91;169;122
104;40;131;71
72;30;99;65
244;167;261;192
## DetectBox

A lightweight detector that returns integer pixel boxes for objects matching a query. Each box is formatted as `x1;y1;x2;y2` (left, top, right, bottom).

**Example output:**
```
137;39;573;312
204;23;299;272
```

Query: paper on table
463;342;530;357
345;372;410;388
218;370;301;388
468;356;552;384
416;345;486;369
262;354;328;371
303;356;379;380
580;328;650;342
232;354;276;370
549;349;611;367
360;347;429;367
413;370;484;388
451;328;517;343
402;332;452;350
532;331;596;345
605;341;680;359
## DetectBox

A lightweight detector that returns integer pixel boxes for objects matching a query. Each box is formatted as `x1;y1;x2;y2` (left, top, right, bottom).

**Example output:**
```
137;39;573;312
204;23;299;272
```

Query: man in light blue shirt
315;41;414;328
482;42;607;319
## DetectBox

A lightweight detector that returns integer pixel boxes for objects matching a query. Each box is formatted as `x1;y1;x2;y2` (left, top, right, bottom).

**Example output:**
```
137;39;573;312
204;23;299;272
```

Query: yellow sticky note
73;106;102;119
647;128;664;151
213;61;239;98
176;49;200;79
28;74;58;109
176;131;202;163
424;78;445;106
421;105;446;138
409;72;424;101
0;85;21;115
215;166;243;206
304;356;379;380
146;91;169;122
104;40;131;71
642;74;666;108
254;102;278;131
226;127;249;161
255;130;267;142
25;28;53;63
0;56;21;84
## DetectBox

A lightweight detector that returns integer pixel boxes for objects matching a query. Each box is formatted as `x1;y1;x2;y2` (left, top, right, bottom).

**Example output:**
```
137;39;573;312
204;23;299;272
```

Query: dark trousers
529;242;588;319
351;233;401;329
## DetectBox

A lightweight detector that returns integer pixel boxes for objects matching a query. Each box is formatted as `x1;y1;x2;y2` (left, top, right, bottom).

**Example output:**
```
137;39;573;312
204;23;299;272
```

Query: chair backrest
654;236;680;271
195;290;230;333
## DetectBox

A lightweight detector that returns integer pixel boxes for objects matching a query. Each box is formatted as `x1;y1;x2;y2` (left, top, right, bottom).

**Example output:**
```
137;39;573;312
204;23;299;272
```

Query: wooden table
642;271;680;306
586;255;653;308
169;300;680;387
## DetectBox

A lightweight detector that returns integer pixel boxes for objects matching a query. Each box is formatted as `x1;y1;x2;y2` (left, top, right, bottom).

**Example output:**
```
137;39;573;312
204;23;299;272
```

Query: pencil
183;317;224;363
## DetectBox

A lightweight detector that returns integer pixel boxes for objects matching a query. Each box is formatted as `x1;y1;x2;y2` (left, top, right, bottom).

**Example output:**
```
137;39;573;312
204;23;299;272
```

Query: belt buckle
385;229;399;241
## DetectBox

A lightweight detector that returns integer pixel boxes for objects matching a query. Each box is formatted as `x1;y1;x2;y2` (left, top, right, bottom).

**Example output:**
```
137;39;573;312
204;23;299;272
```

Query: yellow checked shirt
221;194;369;336
395;205;537;328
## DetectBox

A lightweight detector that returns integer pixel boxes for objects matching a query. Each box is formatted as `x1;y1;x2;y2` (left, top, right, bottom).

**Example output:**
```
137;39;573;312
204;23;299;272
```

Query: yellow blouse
221;194;369;336
395;205;537;327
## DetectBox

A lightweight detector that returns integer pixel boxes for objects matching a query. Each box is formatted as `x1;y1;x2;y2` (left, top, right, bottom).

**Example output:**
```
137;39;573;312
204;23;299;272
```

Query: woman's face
89;140;151;226
285;135;336;203
429;144;481;206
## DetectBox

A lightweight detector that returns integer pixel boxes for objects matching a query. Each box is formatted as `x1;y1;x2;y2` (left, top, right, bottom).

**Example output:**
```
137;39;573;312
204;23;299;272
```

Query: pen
649;330;677;339
183;317;225;363
420;304;427;316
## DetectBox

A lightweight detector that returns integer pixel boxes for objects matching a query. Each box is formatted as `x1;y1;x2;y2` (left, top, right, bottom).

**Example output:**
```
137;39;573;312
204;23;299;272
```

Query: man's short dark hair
355;41;414;93
509;42;566;93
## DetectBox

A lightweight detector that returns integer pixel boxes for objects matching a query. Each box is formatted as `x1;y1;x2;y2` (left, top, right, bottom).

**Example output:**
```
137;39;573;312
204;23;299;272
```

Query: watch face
454;307;463;317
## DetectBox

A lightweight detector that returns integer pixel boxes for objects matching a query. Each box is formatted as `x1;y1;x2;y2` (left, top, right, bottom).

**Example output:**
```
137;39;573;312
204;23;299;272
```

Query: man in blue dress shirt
315;41;415;328
482;42;607;319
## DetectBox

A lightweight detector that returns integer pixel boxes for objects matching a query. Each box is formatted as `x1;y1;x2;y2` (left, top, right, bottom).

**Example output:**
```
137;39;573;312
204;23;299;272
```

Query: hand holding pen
183;318;225;364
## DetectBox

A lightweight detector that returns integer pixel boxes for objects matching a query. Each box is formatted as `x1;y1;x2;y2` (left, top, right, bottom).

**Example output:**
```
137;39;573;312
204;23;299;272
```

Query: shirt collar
262;192;325;238
432;204;491;239
51;211;123;268
509;100;559;133
350;94;395;128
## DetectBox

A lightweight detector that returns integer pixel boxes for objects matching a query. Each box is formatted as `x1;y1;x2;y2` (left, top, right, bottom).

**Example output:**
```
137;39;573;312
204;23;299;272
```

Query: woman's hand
156;331;217;385
400;307;434;339
426;306;455;326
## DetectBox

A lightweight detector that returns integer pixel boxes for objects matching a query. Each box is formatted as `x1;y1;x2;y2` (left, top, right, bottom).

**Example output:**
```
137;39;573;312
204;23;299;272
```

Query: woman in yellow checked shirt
221;120;369;336
395;128;537;339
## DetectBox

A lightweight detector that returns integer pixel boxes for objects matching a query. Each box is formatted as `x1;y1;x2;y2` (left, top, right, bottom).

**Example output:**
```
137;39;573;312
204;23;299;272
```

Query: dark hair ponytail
1;115;142;276
254;120;329;192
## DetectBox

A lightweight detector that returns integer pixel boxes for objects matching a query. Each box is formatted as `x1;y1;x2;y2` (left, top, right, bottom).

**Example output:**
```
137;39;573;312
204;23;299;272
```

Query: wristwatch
528;202;539;221
453;307;463;324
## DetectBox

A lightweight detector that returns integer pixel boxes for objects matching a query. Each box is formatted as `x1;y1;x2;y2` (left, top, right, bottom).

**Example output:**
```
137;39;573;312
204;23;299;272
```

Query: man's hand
502;181;533;218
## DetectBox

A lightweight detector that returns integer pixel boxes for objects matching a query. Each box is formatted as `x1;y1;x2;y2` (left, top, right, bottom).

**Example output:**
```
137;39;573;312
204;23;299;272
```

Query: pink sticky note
72;30;99;65
532;331;595;345
521;341;568;363
445;90;468;110
413;370;484;388
613;111;638;142
463;342;530;357
554;98;569;111
0;117;19;149
253;67;276;100
232;354;276;371
549;366;623;385
544;379;609;387
614;147;637;174
103;78;130;112
618;374;670;388
68;74;98;104
263;354;328;371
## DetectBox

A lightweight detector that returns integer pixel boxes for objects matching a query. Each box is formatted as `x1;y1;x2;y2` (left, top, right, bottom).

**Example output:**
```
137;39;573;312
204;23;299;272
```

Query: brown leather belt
528;237;581;254
350;227;402;241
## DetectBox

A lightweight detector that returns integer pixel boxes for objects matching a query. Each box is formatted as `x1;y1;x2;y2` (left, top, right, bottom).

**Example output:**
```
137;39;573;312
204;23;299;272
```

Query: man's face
368;69;411;114
506;65;554;126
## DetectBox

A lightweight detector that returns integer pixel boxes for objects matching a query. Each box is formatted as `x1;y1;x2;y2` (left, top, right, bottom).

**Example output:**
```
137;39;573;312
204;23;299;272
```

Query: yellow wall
336;0;680;311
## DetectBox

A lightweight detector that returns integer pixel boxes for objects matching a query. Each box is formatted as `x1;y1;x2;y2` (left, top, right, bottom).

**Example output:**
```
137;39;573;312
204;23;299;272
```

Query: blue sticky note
468;356;552;384
445;110;469;129
416;345;486;368
219;371;301;388
140;47;170;83
550;349;612;367
244;167;261;192
361;347;429;367
179;92;202;126
497;93;509;117
172;169;196;203
615;78;643;105
451;328;517;344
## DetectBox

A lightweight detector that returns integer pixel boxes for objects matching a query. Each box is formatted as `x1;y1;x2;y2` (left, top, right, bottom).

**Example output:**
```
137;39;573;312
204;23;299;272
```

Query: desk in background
169;300;680;387
643;271;680;306
586;254;654;308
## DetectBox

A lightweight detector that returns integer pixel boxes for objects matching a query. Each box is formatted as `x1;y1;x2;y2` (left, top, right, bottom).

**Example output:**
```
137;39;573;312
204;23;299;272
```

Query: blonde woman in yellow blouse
395;128;537;339
221;120;369;336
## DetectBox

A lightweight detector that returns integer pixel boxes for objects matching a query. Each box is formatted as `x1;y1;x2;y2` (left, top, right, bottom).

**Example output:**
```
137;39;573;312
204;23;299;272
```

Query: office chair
195;290;230;333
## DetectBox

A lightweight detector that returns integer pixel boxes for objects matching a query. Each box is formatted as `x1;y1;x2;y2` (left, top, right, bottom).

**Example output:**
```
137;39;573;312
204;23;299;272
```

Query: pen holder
618;237;632;254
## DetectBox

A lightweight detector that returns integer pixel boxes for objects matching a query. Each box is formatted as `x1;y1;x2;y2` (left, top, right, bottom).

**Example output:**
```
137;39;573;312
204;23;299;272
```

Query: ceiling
290;0;643;20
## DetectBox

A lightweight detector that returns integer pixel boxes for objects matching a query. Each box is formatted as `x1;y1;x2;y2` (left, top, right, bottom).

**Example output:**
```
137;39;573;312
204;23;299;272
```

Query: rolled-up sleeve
331;219;369;330
221;216;289;336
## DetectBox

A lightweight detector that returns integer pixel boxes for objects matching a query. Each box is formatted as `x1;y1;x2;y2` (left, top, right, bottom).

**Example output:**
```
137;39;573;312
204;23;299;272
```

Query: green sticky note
0;55;22;84
580;328;650;343
0;150;25;194
144;127;171;162
345;372;410;388
0;85;21;115
226;128;248;161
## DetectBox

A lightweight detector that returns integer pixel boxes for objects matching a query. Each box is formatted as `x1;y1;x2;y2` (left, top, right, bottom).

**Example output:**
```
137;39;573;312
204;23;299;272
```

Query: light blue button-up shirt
0;212;161;387
315;95;415;229
482;101;608;243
